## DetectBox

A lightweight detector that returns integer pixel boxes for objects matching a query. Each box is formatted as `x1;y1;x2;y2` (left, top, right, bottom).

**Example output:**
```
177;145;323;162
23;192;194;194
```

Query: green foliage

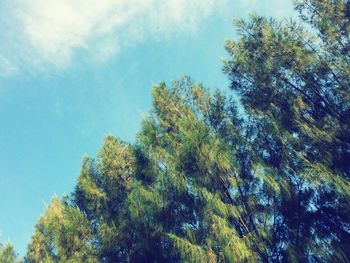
0;243;21;263
23;1;350;262
224;0;350;261
25;198;97;263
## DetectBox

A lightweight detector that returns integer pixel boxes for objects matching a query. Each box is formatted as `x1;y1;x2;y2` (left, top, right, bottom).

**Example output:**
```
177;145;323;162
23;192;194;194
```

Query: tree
25;78;265;262
224;0;350;261
24;0;350;262
25;197;97;262
0;243;21;263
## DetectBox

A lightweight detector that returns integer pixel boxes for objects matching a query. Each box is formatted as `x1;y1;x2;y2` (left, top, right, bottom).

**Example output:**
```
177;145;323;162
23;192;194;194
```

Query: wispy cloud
237;0;295;18
0;0;229;74
0;54;18;77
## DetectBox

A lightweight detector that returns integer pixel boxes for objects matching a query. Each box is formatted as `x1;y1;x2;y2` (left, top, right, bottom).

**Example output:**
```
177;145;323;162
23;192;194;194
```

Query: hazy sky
0;0;295;255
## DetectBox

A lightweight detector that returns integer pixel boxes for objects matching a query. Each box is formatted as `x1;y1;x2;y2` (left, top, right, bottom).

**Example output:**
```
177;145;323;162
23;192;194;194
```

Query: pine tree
24;1;350;262
224;0;350;261
0;243;21;263
25;197;97;262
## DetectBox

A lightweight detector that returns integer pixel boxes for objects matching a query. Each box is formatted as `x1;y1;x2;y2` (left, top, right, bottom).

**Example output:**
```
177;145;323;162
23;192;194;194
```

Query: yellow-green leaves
26;198;97;263
0;243;21;263
169;233;220;263
98;135;135;190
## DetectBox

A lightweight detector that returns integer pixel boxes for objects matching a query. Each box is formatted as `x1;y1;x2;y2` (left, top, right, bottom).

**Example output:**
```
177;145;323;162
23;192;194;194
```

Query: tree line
1;0;349;262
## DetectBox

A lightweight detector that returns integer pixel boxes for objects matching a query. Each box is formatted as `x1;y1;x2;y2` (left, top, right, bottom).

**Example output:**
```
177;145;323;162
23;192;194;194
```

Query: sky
0;0;296;256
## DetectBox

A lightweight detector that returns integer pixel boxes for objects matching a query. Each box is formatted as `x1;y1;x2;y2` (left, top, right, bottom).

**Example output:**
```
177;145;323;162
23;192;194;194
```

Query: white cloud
0;0;296;75
0;0;228;73
236;0;295;18
0;54;18;77
237;0;258;8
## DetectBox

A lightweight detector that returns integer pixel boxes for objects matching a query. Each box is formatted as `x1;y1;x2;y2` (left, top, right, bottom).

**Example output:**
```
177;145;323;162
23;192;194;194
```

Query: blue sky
0;0;295;256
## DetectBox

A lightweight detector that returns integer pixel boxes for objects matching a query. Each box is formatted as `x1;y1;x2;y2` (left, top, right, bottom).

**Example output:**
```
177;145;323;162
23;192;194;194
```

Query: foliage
0;243;21;263
223;0;350;261
21;0;350;262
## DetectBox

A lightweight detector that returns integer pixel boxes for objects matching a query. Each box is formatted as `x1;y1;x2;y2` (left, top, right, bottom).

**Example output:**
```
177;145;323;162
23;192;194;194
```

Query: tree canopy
5;0;350;262
0;243;21;263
